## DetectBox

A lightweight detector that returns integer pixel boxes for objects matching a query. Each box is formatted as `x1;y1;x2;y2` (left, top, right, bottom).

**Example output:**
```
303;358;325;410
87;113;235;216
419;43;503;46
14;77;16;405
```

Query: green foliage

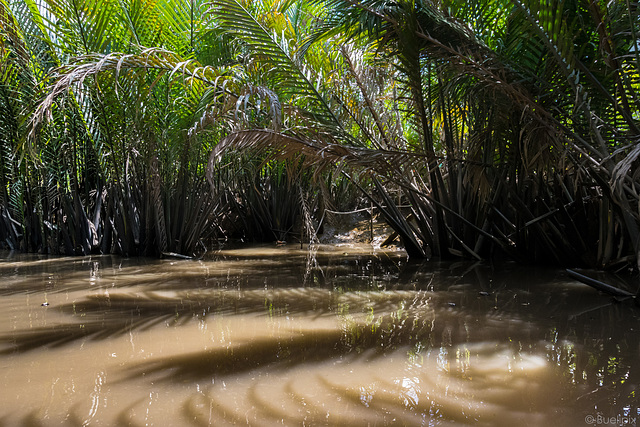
1;0;639;269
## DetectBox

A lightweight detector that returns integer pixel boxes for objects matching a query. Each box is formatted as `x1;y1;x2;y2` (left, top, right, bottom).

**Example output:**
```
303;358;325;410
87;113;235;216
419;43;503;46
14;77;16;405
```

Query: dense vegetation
1;0;639;270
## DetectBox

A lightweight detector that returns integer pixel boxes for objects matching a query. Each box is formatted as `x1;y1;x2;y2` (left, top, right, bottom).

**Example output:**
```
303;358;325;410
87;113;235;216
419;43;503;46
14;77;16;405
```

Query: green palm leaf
207;0;342;129
30;48;235;132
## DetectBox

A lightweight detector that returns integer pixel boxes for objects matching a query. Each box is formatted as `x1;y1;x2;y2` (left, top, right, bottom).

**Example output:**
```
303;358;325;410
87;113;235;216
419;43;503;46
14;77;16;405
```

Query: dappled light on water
0;246;638;425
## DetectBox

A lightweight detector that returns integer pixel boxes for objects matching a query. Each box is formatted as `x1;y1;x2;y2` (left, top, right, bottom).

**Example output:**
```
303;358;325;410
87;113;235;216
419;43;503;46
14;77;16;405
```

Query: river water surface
0;246;638;426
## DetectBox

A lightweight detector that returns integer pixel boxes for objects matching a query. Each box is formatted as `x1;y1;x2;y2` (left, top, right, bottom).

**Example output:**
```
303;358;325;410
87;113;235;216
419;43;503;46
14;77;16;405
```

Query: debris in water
161;252;193;260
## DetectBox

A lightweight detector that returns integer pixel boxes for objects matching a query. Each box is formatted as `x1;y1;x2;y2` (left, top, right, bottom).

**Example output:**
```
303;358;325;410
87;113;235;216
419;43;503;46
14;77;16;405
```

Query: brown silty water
0;245;638;426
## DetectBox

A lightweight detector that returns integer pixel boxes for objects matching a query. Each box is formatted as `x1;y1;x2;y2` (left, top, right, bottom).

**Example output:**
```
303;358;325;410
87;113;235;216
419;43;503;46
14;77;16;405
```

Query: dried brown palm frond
206;128;439;189
206;128;515;259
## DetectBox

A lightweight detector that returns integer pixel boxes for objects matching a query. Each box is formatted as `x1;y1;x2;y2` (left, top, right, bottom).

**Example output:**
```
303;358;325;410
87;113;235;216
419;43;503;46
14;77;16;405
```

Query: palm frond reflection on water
172;343;559;426
0;249;638;425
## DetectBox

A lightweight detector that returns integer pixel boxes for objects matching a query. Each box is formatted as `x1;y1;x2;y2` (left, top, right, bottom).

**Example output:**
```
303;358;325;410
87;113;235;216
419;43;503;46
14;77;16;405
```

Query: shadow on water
124;329;352;381
0;249;431;354
0;246;407;296
0;260;547;356
0;286;423;354
117;287;550;386
1;248;639;425
0;252;161;296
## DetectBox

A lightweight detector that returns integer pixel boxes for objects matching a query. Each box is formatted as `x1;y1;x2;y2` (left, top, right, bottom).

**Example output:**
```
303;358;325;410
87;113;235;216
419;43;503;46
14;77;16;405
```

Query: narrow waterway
0;246;638;426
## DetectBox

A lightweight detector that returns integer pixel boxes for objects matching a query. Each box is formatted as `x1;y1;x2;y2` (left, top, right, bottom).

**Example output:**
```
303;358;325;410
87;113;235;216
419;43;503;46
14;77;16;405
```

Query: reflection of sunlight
359;386;374;407
400;376;421;408
83;371;106;425
1;250;637;426
438;345;450;373
162;342;558;426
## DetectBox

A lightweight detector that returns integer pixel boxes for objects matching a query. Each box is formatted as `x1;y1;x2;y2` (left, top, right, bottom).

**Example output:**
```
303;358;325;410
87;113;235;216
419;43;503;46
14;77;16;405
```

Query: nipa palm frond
206;0;341;129
205;128;435;190
29;48;236;138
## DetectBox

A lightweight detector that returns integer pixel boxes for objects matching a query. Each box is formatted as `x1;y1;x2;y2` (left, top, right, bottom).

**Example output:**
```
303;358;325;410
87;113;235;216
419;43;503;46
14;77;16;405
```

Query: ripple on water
0;250;636;426
167;343;561;426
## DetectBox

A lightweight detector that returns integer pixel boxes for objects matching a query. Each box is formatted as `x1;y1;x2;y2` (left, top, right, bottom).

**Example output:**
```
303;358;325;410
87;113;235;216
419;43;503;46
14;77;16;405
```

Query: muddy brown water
0;245;638;426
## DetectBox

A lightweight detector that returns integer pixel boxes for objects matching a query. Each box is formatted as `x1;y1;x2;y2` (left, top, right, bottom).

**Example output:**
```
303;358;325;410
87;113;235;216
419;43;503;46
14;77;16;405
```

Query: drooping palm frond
201;0;639;267
2;0;638;268
30;48;237;134
0;1;50;251
314;2;525;99
206;128;516;256
18;7;242;255
206;128;437;182
506;0;640;266
206;0;344;132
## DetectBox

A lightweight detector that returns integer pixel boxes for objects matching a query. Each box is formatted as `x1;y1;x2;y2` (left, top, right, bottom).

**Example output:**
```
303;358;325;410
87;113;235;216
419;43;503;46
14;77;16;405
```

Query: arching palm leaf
207;0;343;132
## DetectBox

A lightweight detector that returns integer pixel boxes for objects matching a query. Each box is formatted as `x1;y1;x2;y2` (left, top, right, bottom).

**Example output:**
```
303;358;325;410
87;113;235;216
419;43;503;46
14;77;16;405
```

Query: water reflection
0;247;638;425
